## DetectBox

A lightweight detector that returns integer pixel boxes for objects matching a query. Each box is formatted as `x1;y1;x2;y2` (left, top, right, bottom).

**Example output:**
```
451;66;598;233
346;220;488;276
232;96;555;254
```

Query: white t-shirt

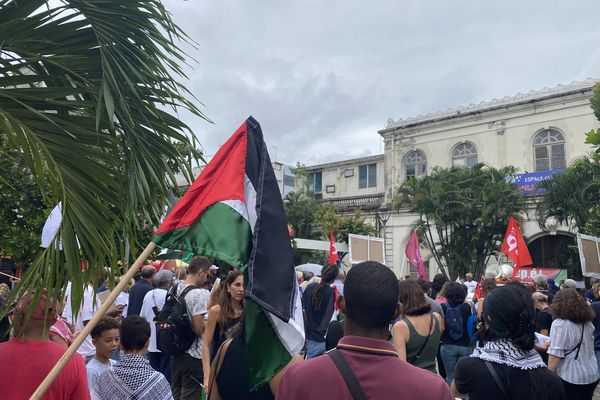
87;357;116;394
465;280;478;294
175;284;209;359
115;292;129;318
140;288;168;353
65;284;100;357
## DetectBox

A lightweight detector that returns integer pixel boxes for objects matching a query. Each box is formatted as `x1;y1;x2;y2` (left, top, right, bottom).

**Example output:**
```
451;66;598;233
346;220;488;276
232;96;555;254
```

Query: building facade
296;79;600;278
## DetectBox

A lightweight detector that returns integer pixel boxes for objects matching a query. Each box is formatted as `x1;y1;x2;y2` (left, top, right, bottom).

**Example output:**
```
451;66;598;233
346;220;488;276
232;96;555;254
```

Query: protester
475;278;496;318
277;261;453;399
50;301;74;347
591;301;600;374
585;280;600;303
435;281;450;304
431;273;448;300
208;316;301;400
417;278;444;316
452;283;565;400
127;266;156;317
140;269;175;382
203;270;244;389
301;264;338;359
548;288;600;399
464;273;477;294
325;295;345;351
174;267;187;284
0;282;11;342
534;274;555;304
65;282;102;362
92;316;173;399
562;279;577;290
532;291;552;364
440;281;473;385
87;316;120;394
392;280;443;372
0;290;90;399
170;256;212;400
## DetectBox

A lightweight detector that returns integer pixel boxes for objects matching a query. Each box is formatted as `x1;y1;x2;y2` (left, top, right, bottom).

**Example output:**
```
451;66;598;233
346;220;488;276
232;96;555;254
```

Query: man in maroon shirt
0;290;90;399
277;261;453;400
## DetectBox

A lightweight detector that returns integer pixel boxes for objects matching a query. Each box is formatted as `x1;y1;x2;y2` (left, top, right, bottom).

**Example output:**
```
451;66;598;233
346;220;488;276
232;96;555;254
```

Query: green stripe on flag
153;202;252;269
245;299;292;390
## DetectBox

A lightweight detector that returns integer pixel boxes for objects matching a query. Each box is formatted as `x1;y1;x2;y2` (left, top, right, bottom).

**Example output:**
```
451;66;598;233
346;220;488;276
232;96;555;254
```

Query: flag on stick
501;217;533;277
329;231;339;266
153;117;303;389
405;231;427;280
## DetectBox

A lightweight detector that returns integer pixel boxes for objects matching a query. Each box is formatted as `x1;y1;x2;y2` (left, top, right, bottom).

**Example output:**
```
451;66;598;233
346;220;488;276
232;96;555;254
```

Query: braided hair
311;265;339;309
481;282;536;351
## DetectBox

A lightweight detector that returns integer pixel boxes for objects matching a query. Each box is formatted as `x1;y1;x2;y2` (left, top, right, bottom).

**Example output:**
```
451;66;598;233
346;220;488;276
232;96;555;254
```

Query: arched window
405;150;427;178
533;129;566;171
452;142;478;167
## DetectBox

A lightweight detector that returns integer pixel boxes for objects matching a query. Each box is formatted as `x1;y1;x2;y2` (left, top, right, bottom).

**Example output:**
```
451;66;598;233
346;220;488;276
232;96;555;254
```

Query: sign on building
511;169;564;196
348;234;385;266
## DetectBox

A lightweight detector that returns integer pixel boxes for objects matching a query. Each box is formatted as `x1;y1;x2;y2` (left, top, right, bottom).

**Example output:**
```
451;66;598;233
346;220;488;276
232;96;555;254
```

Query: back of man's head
120;316;150;352
344;261;399;331
141;266;156;280
188;256;211;274
416;279;431;296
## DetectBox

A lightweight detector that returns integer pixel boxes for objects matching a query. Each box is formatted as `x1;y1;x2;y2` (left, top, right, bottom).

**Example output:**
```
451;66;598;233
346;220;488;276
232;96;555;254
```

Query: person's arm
476;297;485;318
203;305;220;390
269;355;303;395
433;312;444;333
548;354;561;372
391;320;408;361
540;328;549;337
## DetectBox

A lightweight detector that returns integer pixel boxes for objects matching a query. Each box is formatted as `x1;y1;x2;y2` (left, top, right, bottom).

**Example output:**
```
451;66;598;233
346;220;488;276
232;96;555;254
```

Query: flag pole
30;242;156;400
0;271;20;281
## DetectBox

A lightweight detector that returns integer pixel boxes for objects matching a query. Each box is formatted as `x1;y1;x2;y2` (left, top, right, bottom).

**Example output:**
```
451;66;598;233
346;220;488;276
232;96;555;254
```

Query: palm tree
394;164;525;279
0;0;209;307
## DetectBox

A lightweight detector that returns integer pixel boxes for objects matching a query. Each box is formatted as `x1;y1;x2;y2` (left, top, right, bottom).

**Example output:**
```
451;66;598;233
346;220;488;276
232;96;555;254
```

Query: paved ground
594;385;600;400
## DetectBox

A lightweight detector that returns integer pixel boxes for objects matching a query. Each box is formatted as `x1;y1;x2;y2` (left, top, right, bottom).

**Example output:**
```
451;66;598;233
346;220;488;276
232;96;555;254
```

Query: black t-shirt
215;336;274;400
302;282;334;342
534;308;553;334
454;357;565;400
441;303;472;346
325;320;344;351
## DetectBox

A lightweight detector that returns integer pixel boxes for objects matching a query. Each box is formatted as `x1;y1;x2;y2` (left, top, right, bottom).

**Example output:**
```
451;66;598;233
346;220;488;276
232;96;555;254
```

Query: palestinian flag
153;117;304;389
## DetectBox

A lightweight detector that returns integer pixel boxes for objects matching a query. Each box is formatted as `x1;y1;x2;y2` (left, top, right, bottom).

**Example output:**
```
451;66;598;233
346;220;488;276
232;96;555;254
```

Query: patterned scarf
470;339;546;370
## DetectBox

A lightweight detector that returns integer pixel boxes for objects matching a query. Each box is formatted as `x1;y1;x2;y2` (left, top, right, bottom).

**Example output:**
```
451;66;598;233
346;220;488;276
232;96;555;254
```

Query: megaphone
484;264;502;279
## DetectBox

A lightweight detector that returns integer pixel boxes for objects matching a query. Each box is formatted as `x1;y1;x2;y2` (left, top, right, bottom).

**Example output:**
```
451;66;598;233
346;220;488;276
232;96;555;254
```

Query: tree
536;157;600;231
394;164;525;279
0;0;208;308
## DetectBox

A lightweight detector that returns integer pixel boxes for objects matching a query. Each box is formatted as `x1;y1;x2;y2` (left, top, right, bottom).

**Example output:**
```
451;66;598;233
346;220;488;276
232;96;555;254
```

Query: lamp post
377;202;391;238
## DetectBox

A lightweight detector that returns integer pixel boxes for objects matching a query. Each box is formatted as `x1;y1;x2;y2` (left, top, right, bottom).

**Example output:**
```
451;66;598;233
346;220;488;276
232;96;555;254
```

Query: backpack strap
327;348;367;400
207;338;233;400
484;361;510;400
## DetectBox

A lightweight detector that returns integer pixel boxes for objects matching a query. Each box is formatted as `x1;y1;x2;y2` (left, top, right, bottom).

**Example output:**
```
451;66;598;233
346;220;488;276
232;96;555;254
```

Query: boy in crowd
92;316;172;399
87;316;120;394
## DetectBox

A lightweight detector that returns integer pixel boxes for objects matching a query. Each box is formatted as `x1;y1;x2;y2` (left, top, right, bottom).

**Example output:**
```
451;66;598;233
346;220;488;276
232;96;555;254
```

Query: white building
296;79;600;278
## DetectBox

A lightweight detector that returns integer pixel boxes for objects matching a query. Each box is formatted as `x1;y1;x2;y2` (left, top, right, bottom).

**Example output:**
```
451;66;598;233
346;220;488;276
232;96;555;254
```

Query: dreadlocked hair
217;270;244;330
311;265;338;309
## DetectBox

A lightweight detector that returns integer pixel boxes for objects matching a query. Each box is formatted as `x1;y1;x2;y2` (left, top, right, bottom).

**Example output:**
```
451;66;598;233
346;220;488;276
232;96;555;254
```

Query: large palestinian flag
153;117;304;388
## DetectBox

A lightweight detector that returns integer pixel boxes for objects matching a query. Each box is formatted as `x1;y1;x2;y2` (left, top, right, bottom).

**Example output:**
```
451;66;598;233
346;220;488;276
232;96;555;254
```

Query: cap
563;279;577;289
15;290;58;322
209;265;219;271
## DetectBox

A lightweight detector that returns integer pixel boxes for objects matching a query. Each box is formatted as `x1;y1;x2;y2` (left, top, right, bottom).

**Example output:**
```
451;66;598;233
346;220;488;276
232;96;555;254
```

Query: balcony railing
317;193;384;211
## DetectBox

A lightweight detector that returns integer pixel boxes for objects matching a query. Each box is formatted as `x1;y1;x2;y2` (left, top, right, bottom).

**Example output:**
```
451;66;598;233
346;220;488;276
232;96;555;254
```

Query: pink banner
515;267;567;284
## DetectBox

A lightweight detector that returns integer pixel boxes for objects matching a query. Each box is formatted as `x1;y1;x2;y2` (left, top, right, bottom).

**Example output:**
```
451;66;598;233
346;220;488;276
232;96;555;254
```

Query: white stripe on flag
41;202;62;249
265;282;305;356
219;174;258;233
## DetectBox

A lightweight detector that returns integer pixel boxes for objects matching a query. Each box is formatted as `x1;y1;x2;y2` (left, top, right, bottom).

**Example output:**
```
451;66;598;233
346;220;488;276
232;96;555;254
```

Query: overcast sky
163;0;600;166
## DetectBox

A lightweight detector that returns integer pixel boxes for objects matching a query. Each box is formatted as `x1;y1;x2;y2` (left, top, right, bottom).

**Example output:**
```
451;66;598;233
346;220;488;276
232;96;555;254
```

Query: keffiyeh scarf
470;339;546;370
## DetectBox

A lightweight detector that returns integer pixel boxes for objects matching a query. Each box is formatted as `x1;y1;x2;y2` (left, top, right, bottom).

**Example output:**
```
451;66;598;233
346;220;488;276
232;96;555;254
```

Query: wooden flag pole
0;271;20;281
30;242;156;400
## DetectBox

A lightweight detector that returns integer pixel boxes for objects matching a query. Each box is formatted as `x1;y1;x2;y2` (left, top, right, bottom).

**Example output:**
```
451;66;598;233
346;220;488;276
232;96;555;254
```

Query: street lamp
378;202;391;237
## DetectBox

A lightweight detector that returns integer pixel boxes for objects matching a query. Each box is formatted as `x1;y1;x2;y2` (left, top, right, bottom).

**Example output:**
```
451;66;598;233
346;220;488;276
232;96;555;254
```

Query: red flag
329;231;339;266
405;231;427;280
501;217;533;277
473;277;483;301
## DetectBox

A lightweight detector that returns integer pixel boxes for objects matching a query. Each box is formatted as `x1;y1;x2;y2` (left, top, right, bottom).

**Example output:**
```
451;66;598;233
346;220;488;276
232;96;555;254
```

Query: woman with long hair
548;288;599;399
392;280;444;372
452;283;564;400
203;270;244;389
302;264;338;359
435;282;450;304
431;273;448;300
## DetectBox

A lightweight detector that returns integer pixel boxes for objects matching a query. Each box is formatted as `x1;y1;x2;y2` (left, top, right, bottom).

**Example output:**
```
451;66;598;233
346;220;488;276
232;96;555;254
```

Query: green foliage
284;191;375;265
536;157;600;231
0;0;208;311
0;135;48;264
395;164;525;279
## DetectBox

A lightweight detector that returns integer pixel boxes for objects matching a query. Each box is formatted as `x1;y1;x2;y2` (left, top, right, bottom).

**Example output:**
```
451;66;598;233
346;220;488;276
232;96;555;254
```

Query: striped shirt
548;319;600;385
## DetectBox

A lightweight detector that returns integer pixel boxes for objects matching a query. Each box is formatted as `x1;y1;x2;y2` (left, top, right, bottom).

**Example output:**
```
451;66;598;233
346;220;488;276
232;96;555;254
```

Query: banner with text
515;267;567;284
511;169;565;196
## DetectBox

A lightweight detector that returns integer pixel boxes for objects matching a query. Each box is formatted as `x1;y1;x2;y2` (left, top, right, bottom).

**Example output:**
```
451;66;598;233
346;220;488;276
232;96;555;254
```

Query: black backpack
155;283;197;355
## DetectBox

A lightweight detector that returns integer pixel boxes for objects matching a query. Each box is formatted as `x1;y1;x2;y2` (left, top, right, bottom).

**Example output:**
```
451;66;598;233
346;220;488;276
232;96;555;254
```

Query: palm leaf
0;0;209;312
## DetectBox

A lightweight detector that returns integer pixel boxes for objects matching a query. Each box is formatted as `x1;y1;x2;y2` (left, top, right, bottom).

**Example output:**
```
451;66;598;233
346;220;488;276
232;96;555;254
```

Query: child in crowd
87;316;120;394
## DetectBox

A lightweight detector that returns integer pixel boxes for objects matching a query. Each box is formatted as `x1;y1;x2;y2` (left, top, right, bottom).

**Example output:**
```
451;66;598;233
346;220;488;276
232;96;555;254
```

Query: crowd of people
2;258;600;399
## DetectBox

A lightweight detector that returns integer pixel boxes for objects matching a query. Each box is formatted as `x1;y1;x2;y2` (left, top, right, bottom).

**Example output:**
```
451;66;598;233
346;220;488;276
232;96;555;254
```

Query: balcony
317;193;384;212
